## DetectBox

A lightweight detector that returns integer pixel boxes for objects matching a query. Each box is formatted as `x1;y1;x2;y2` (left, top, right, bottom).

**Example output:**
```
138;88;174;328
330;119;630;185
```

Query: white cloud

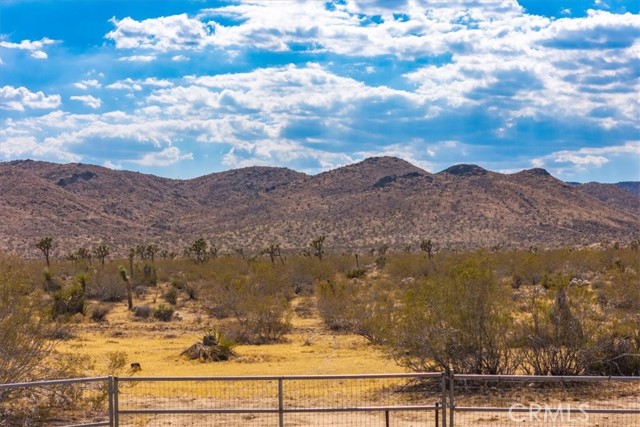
0;131;81;162
171;54;188;61
106;77;172;91
103;160;122;170
73;79;102;90
30;50;48;59
0;86;61;110
532;141;640;170
134;146;193;166
118;55;156;62
0;37;56;59
106;14;215;51
70;95;102;109
101;4;639;131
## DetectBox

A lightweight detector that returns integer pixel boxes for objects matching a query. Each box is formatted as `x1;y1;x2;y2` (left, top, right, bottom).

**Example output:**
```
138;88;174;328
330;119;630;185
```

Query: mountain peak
439;164;488;176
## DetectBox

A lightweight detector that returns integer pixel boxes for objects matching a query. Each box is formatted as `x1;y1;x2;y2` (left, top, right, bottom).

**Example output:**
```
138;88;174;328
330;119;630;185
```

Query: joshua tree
419;239;433;259
146;244;160;263
186;238;208;263
310;236;326;261
128;247;135;281
35;237;53;267
262;244;285;265
135;244;148;260
76;247;92;266
118;266;133;310
93;244;110;267
208;244;219;260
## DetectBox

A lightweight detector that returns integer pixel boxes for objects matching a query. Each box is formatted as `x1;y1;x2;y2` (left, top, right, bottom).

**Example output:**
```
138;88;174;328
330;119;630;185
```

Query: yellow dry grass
55;287;404;380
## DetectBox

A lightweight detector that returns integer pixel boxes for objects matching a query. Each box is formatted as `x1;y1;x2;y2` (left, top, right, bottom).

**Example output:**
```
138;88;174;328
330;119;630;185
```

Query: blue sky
1;0;638;182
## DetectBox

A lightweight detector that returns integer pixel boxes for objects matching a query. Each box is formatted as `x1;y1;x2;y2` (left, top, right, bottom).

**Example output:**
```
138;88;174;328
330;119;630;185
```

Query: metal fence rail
0;376;113;427
116;373;444;426
449;373;640;427
1;373;639;426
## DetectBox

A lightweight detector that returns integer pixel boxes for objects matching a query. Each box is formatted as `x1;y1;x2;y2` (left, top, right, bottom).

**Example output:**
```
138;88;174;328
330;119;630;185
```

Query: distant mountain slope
1;158;638;258
576;182;640;216
615;181;640;197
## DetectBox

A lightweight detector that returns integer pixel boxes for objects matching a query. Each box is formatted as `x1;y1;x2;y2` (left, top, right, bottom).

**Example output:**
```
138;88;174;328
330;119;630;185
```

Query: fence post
107;376;114;427
441;372;447;427
449;370;454;427
113;376;119;427
435;402;439;427
278;377;284;427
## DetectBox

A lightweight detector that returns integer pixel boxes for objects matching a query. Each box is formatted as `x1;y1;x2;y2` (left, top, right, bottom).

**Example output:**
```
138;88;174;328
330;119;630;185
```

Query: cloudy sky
1;0;638;182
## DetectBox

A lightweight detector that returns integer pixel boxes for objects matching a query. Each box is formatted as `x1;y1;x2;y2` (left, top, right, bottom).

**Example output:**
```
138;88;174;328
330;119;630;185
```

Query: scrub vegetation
1;239;639;385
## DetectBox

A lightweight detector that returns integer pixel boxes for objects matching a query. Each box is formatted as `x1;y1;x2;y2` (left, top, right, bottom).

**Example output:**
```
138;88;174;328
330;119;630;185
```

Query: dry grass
55;285;403;380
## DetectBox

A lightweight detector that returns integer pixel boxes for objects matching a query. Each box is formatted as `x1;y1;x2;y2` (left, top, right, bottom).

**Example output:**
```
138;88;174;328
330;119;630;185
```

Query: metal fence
0;376;113;427
1;373;639;426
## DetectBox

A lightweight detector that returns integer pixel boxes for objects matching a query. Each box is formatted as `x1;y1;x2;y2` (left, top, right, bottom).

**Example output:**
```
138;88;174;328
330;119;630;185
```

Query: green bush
52;283;86;318
163;287;178;305
345;268;367;279
153;304;174;321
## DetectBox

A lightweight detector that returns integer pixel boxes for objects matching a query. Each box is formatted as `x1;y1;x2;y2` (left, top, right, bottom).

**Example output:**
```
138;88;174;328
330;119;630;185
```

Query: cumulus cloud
106;77;173;91
0;86;61;110
106;14;215;51
532;141;640;170
0;37;56;59
70;95;102;109
103;160;123;170
134;146;193;166
74;79;102;90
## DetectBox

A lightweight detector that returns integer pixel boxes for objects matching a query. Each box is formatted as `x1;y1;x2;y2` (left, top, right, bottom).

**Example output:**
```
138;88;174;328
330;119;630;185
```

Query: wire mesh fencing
1;373;639;426
449;374;640;427
0;376;112;427
116;373;444;427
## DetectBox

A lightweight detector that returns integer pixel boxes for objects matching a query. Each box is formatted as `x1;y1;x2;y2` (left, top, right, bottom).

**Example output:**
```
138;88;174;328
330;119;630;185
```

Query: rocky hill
1;157;638;258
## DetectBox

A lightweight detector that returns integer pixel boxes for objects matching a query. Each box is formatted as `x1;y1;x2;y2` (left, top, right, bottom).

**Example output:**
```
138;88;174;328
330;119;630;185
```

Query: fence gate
2;373;639;426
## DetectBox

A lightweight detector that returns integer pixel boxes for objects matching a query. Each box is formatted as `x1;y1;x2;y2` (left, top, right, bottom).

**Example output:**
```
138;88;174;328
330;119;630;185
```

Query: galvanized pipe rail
1;373;638;426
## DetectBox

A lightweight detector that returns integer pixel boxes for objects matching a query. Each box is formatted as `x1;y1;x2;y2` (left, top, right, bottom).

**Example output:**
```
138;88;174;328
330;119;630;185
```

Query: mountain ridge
1;158;638;258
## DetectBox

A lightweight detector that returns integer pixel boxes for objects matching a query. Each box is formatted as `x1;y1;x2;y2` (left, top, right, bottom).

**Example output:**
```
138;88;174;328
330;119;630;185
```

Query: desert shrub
285;256;334;294
316;278;394;344
133;304;151;319
316;279;356;331
0;254;58;383
134;285;147;298
153;304;174;321
87;266;126;302
132;263;157;287
89;304;111;322
588;328;640;376
385;253;431;280
518;275;606;375
183;282;199;300
105;351;128;375
42;268;61;292
599;268;640;310
234;293;291;344
170;276;187;289
345;268;367;279
52;282;86;318
390;259;519;374
181;330;237;362
163;287;178;305
207;274;292;343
